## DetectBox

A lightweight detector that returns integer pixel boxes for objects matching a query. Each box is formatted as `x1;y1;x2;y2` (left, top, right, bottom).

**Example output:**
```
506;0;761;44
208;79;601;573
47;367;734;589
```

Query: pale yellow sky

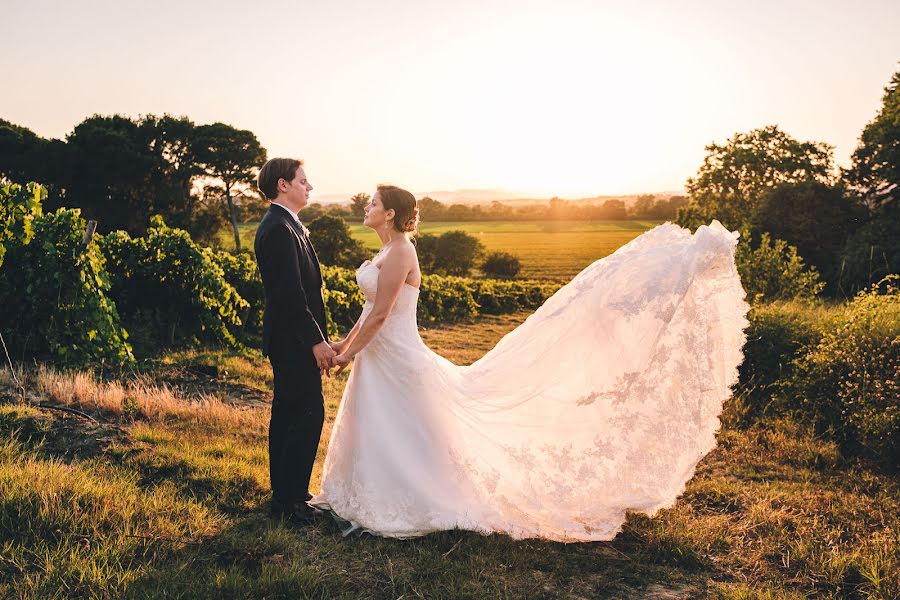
3;0;898;198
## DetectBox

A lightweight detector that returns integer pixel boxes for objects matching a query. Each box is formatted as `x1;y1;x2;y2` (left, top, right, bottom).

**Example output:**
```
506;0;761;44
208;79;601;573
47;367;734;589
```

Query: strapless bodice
356;260;420;317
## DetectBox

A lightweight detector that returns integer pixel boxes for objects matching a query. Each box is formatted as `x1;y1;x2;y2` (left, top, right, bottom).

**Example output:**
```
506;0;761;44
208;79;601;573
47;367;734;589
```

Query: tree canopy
845;69;900;216
678;125;836;229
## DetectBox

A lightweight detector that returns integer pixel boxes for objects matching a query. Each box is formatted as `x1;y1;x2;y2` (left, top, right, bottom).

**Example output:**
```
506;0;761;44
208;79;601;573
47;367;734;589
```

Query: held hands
312;340;337;377
332;353;352;376
313;340;353;376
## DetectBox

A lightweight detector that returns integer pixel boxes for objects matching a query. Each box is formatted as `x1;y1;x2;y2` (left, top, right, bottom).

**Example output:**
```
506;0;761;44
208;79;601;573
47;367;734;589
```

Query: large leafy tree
0;120;57;185
192;123;267;252
140;115;198;229
750;181;865;281
63;114;204;236
677;125;836;230
349;192;370;218
416;230;485;276
307;214;369;268
64;115;156;233
845;69;900;216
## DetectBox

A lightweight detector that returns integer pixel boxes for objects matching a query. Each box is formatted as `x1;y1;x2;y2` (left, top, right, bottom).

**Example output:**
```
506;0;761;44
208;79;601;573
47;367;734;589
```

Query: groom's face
281;166;313;208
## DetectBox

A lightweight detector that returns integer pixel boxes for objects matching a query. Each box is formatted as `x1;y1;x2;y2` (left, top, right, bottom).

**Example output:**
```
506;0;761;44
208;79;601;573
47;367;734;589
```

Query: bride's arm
330;317;362;354
334;247;412;371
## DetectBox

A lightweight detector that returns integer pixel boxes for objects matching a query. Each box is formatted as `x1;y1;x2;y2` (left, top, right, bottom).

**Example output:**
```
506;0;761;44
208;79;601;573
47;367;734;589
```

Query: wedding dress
310;221;749;542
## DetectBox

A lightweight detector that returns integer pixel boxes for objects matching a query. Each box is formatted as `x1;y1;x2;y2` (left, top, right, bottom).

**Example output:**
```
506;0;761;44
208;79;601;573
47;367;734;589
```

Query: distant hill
310;188;686;207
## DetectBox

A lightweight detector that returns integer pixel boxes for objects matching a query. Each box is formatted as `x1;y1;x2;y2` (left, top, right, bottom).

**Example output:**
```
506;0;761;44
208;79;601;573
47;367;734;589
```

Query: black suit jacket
254;205;329;358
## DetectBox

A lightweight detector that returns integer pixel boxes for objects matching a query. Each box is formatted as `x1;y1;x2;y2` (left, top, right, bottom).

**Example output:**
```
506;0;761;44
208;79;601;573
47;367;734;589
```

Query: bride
310;185;748;542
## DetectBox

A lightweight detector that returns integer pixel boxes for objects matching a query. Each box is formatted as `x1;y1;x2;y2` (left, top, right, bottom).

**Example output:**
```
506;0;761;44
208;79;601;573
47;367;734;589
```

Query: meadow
1;312;897;599
225;220;662;280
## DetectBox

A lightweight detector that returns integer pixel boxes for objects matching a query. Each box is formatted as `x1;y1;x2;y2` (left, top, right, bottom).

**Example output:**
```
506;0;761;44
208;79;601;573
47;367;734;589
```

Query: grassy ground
1;314;897;598
221;220;662;280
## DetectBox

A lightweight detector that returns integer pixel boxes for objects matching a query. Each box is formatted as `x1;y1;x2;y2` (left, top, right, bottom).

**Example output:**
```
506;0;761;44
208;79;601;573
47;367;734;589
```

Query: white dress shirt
271;202;301;225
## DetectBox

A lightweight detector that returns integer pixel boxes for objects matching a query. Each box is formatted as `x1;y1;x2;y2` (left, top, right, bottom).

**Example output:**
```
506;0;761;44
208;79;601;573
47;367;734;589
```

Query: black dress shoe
285;503;319;526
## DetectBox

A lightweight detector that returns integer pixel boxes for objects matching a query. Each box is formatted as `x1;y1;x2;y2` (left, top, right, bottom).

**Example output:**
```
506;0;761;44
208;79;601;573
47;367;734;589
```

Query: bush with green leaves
321;265;366;338
0;207;133;366
732;302;829;426
318;266;557;334
469;278;560;315
736;232;825;303
0;182;44;268
481;251;522;279
212;249;263;331
795;277;899;466
99;216;247;349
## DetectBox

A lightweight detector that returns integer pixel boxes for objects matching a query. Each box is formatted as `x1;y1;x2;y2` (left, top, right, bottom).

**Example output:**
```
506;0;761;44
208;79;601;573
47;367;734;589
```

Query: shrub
0;181;43;268
795;277;899;466
732;302;829;425
736;232;825;303
481;251;522;278
321;265;366;338
318;266;558;335
469;279;560;315
212;249;264;331
99;216;247;350
0;208;133;367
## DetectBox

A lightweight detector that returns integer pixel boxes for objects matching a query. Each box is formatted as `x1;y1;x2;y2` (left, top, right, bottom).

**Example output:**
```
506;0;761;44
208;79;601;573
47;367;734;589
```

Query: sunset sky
4;0;898;199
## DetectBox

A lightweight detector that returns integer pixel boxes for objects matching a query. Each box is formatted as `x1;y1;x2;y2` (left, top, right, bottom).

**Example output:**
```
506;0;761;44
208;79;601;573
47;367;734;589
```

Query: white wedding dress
310;221;749;542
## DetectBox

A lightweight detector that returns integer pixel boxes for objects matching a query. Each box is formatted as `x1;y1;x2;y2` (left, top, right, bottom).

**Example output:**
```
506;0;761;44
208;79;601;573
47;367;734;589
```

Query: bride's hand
329;339;345;354
333;353;353;375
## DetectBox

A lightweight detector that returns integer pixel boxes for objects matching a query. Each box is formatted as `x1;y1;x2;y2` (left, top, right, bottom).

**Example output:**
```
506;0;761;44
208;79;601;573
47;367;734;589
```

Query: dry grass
1;310;898;598
12;364;267;430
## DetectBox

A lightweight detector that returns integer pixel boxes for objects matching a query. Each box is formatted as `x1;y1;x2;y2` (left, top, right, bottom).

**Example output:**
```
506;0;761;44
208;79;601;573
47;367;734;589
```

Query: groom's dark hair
257;158;303;200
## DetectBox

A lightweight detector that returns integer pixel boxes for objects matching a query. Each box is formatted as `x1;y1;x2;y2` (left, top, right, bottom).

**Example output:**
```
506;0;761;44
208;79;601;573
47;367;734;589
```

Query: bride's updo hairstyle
377;185;419;235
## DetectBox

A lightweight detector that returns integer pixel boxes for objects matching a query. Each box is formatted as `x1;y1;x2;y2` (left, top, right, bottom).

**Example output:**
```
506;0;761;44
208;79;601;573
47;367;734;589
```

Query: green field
227;220;663;280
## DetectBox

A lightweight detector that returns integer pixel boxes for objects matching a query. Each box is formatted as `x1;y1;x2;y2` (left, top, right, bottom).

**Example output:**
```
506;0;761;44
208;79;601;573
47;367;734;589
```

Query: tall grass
1;306;898;598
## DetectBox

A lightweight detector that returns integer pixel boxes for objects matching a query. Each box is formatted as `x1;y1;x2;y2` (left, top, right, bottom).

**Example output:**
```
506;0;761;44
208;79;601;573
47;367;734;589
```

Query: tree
61;114;208;237
418;196;446;221
845;70;900;216
838;218;900;295
307;214;370;268
0;120;62;187
481;251;521;278
600;199;627;220
193;123;267;252
415;233;439;272
141;115;197;224
425;230;485;276
349;193;370;218
750;181;865;281
631;194;656;218
64;114;158;234
677;125;836;230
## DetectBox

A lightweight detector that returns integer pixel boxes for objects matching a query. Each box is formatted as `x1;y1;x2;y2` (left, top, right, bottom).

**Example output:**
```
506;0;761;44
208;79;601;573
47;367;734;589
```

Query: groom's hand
312;341;336;377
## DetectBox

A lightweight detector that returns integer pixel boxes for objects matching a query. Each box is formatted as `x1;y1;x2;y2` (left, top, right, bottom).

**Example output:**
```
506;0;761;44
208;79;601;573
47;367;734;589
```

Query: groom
254;158;335;525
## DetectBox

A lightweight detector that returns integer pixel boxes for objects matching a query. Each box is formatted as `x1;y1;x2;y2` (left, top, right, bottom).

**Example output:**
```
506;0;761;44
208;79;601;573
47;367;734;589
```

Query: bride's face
363;192;394;230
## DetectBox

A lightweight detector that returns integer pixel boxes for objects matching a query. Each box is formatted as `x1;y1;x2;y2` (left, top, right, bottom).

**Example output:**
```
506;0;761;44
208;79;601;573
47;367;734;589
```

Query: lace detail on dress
311;221;749;541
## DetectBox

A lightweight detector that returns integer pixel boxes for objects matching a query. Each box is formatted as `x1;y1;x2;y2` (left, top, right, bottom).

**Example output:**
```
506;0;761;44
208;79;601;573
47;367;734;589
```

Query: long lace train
311;221;749;542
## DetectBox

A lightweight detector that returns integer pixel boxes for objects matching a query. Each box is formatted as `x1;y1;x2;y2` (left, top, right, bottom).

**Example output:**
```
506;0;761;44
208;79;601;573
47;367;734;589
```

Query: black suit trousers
268;345;324;505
